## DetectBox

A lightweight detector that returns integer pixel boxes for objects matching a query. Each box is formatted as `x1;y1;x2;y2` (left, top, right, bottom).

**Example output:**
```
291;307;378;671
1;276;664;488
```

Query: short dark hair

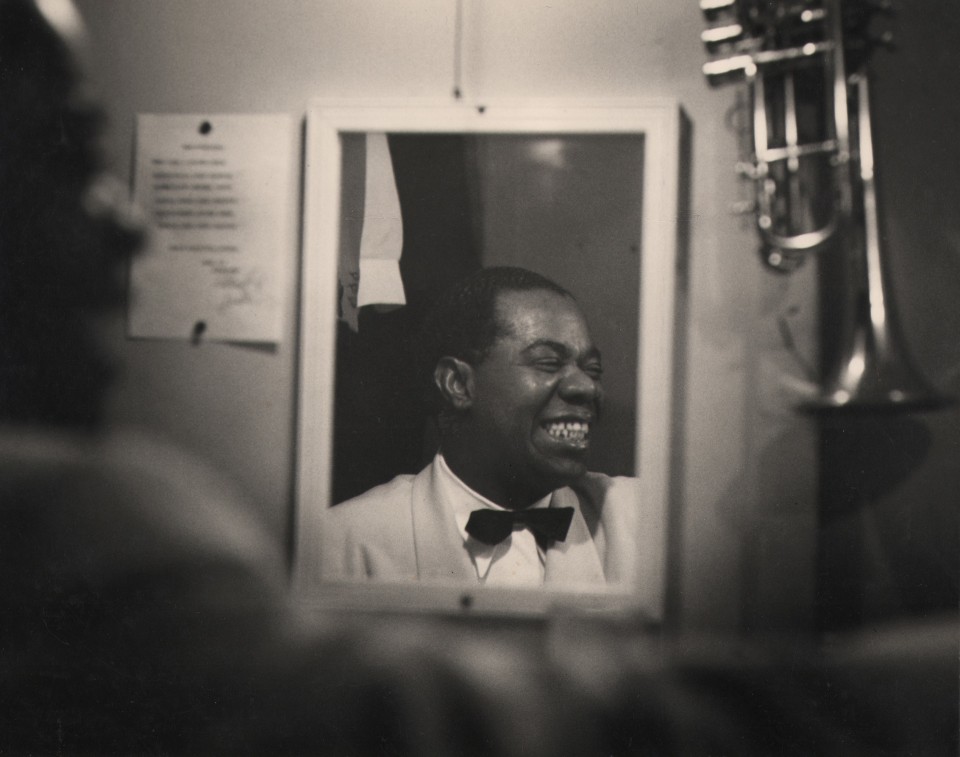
418;266;572;409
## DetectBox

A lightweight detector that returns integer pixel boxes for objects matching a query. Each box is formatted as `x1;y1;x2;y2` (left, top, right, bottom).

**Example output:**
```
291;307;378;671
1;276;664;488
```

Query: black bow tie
465;507;574;549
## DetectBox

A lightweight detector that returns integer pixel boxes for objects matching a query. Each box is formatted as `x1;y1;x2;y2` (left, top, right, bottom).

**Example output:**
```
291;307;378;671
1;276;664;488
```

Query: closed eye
583;362;603;379
533;359;563;372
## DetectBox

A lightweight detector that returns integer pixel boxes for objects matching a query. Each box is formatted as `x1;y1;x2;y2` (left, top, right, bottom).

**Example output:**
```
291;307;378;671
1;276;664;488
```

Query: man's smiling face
461;288;604;505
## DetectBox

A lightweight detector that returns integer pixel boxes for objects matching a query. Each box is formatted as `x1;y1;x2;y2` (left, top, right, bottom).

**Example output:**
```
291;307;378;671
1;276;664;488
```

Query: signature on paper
215;267;268;312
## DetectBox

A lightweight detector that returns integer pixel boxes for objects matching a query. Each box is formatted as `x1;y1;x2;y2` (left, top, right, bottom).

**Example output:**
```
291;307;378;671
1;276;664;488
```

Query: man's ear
434;357;474;411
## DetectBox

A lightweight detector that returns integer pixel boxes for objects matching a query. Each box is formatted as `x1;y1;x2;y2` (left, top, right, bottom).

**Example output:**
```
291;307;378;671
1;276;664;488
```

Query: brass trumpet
700;0;950;412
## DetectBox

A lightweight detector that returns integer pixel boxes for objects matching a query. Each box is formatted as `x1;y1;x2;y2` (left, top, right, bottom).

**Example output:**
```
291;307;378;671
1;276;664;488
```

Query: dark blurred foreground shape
1;428;954;755
1;428;955;754
0;0;955;753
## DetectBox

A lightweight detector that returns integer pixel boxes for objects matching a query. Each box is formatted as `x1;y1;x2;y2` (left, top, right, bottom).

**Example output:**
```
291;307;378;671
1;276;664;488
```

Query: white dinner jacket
318;457;643;591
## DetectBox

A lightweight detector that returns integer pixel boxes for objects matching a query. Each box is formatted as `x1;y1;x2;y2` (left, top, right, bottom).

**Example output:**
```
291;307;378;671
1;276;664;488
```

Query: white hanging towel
357;132;405;309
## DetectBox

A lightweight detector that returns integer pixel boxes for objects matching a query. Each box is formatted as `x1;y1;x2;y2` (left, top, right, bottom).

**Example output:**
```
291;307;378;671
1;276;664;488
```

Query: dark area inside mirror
331;133;645;506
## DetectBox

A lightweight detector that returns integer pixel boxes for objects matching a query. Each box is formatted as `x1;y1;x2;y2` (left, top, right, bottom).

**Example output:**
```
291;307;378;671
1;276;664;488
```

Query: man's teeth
545;421;589;441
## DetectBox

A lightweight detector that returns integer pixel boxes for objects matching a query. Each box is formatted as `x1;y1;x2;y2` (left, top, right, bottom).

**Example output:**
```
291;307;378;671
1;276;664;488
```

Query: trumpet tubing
699;0;950;412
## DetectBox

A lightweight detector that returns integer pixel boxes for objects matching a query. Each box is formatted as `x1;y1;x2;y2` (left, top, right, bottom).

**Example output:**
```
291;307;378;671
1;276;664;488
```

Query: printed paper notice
128;113;297;342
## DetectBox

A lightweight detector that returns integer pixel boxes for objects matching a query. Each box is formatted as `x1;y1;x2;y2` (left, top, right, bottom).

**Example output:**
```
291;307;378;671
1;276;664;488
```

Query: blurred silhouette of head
0;0;142;429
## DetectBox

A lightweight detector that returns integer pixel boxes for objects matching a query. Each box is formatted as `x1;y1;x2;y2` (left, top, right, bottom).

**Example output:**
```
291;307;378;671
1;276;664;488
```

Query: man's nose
558;367;602;406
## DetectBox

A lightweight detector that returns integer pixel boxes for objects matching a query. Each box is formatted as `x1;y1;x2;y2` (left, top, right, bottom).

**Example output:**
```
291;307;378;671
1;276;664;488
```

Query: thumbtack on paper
191;320;206;345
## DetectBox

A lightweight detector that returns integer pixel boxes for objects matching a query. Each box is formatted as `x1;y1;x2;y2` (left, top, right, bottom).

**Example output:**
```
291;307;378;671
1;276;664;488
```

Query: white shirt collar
434;453;551;582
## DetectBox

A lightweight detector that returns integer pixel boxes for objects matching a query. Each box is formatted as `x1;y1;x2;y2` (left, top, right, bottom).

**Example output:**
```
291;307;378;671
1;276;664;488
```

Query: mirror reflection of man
320;267;640;589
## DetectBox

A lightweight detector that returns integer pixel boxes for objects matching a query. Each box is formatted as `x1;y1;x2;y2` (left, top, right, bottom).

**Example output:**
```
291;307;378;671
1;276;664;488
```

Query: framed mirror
294;99;687;619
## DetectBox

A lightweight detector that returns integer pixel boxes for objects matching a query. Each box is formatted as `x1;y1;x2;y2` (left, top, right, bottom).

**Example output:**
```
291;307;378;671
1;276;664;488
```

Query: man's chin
533;455;589;490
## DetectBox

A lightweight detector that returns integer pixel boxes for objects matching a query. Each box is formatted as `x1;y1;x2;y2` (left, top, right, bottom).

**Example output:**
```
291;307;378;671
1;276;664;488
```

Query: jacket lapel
409;459;476;582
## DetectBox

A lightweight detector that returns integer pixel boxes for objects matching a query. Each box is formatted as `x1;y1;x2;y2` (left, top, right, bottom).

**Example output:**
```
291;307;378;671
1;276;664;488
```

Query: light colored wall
75;0;820;633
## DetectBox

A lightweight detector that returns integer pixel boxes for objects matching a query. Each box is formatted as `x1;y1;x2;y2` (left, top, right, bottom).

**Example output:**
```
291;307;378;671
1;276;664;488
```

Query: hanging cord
452;0;464;99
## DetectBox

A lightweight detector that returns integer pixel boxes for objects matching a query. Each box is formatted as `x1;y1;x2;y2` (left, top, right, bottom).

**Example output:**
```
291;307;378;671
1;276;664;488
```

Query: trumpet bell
800;305;952;414
800;72;952;414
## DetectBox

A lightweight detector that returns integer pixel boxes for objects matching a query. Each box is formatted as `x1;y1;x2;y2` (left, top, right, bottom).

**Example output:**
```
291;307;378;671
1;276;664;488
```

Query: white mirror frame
294;98;687;619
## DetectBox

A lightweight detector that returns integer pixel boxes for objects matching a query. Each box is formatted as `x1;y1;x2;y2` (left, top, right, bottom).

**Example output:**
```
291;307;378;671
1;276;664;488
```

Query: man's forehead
493;288;593;343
